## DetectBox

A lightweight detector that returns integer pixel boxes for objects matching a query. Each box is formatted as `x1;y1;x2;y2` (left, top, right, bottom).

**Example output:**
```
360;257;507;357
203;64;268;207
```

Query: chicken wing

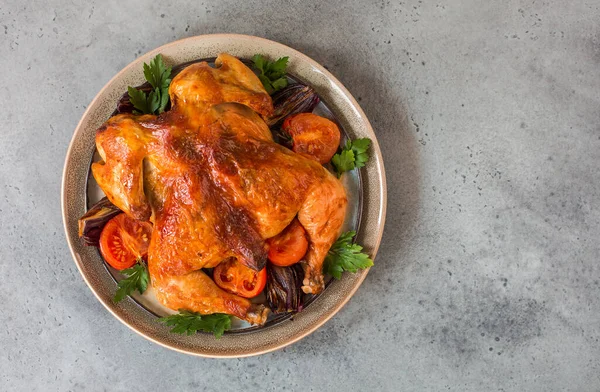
169;53;273;118
92;114;154;221
92;53;347;325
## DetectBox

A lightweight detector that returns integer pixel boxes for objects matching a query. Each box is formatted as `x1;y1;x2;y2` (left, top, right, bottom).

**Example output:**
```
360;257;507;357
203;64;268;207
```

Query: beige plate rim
62;34;387;357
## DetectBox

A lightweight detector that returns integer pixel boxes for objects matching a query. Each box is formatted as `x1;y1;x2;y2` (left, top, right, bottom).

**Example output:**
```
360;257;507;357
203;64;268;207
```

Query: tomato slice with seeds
213;258;267;298
282;112;341;164
267;219;309;267
99;213;153;270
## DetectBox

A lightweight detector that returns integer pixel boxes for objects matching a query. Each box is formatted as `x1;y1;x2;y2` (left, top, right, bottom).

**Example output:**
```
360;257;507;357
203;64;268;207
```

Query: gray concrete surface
1;0;599;390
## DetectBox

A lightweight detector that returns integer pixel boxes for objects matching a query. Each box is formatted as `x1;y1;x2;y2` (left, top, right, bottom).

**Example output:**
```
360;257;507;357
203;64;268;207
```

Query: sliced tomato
99;213;152;270
213;258;267;298
282;113;341;164
267;219;309;267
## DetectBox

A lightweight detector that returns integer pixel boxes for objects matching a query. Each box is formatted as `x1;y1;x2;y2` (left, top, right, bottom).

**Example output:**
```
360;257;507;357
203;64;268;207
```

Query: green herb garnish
331;149;355;176
128;54;172;114
113;258;149;303
331;138;372;177
251;54;289;94
323;231;373;280
158;311;232;338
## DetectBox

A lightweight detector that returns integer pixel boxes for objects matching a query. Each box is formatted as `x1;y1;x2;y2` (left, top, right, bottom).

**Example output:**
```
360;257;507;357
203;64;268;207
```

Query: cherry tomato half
213;258;267;298
266;219;309;267
99;213;153;270
282;113;341;164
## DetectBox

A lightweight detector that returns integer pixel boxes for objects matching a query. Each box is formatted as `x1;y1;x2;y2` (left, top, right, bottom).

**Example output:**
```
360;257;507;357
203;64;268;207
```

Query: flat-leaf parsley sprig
251;54;289;94
127;54;172;115
323;231;373;279
113;258;149;303
158;311;232;338
331;138;372;177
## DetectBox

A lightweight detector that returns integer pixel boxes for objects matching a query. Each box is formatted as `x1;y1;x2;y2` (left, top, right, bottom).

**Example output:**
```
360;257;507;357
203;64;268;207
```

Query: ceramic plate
62;34;386;357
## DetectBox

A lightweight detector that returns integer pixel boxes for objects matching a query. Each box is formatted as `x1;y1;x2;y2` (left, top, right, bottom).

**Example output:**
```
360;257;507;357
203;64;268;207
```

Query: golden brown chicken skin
92;53;347;325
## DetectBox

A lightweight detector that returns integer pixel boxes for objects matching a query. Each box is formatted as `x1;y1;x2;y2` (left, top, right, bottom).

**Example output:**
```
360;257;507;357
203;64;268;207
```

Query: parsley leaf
269;56;289;77
113;258;149;303
251;54;289;94
143;54;172;90
323;231;373;280
331;149;355;177
128;54;172;114
127;86;152;115
158;311;232;338
331;138;372;176
348;138;371;169
271;77;288;91
252;54;266;71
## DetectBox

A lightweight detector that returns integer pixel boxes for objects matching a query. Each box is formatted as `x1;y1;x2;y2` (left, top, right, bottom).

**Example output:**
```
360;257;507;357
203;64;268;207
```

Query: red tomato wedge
213;258;267;298
266;219;309;267
99;213;153;270
282;113;341;164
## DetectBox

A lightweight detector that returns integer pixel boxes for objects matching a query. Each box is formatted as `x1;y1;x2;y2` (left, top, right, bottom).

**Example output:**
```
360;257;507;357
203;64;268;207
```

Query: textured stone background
2;0;600;390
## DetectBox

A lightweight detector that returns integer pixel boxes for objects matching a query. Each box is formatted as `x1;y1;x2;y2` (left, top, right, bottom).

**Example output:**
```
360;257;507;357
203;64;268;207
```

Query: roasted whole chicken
92;54;348;325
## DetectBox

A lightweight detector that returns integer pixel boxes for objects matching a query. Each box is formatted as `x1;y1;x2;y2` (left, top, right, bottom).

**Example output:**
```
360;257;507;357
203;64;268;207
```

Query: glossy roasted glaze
91;53;348;325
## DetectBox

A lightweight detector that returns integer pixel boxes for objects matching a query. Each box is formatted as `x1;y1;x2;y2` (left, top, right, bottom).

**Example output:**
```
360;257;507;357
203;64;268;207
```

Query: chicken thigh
92;54;347;325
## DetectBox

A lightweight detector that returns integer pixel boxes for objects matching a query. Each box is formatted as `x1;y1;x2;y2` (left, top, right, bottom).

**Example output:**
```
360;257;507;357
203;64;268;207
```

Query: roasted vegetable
267;218;309;267
267;83;320;127
99;213;152;270
213;258;267;299
266;263;304;314
282;112;341;164
78;197;121;246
